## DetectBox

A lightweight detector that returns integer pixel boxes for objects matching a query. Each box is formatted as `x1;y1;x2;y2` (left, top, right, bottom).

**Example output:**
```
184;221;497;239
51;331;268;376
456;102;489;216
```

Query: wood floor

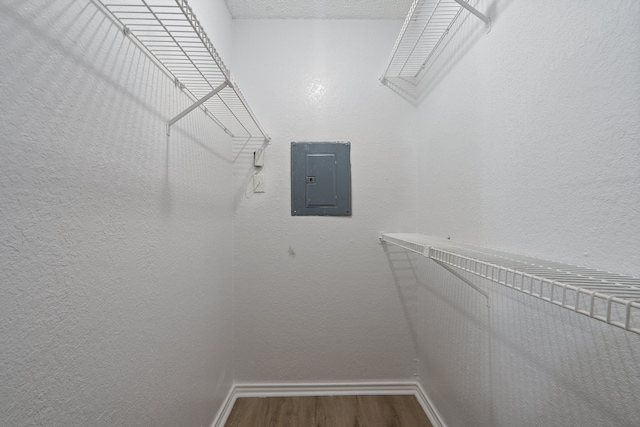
224;395;433;427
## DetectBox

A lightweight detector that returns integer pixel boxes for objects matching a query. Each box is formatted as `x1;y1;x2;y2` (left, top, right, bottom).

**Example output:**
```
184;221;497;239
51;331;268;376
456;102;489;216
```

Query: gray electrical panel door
291;142;351;216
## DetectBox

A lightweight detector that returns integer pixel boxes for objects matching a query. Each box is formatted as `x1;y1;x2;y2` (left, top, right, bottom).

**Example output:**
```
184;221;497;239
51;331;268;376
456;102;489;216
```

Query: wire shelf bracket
453;0;490;27
96;0;270;143
166;81;227;136
381;0;491;99
379;233;640;335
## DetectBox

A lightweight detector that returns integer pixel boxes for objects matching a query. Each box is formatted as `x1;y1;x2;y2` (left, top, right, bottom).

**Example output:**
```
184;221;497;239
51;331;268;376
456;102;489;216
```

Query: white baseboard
210;385;236;427
210;381;445;427
414;382;446;427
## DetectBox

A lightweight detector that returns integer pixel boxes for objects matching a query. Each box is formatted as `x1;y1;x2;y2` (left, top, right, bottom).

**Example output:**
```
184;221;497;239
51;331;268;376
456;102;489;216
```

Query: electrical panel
291;142;351;216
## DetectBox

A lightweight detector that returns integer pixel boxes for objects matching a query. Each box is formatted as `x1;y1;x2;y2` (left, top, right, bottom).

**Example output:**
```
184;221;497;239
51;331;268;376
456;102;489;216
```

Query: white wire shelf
97;0;268;141
380;233;640;335
381;0;490;97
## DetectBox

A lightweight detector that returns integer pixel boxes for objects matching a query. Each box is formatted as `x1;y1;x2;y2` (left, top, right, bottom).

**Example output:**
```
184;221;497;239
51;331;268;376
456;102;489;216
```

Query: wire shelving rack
380;233;640;335
96;0;269;141
381;0;490;97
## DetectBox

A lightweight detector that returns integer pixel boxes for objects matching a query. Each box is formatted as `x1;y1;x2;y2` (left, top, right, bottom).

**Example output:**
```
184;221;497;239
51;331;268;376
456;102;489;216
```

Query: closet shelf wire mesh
380;233;640;335
381;0;490;94
97;0;269;141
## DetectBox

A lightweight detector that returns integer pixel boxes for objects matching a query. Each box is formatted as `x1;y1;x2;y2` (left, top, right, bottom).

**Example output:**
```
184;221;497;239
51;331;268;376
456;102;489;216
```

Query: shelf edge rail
380;233;640;335
95;0;270;143
380;0;491;98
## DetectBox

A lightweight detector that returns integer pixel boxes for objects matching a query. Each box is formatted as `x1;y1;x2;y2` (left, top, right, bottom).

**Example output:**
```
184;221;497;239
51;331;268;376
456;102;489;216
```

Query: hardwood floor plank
224;395;433;427
315;395;358;427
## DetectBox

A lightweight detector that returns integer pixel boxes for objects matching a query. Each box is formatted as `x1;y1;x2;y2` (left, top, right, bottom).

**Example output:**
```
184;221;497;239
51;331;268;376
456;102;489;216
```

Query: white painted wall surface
408;0;640;425
0;1;235;426
231;20;420;382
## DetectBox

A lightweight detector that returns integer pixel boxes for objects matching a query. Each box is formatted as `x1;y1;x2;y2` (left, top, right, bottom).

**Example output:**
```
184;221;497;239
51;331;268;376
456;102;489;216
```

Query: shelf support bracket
432;258;490;304
453;0;491;29
167;81;228;136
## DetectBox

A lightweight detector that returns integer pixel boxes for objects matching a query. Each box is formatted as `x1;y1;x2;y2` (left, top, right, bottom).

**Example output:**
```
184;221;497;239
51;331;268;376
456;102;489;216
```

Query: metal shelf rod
97;0;269;142
382;0;492;98
380;233;640;335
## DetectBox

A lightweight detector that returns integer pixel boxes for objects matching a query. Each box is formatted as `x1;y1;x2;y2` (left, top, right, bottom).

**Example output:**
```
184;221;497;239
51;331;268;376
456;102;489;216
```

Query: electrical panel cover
291;142;351;216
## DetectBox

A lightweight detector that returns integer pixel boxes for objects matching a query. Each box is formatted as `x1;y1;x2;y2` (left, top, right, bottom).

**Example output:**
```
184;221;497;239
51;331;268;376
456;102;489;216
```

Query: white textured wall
0;1;235;426
231;20;420;382
410;0;640;425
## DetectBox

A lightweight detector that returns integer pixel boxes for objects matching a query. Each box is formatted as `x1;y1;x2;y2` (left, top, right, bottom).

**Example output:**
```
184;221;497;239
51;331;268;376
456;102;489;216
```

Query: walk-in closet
1;0;639;426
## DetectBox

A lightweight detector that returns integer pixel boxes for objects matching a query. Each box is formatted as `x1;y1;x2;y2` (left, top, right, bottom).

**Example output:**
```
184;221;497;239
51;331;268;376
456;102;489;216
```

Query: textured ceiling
224;0;413;19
